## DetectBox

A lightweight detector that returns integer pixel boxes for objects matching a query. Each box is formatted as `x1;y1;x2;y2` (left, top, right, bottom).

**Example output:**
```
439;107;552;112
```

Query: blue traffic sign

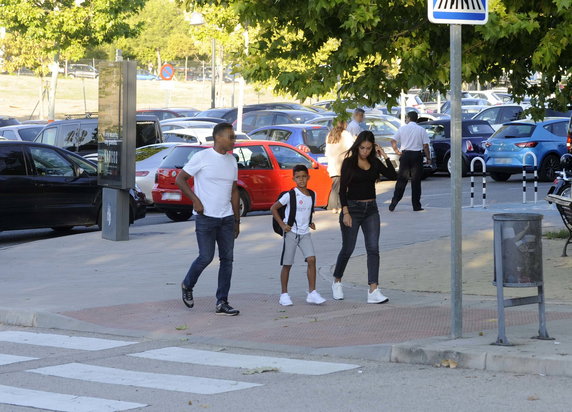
428;0;488;25
160;63;174;81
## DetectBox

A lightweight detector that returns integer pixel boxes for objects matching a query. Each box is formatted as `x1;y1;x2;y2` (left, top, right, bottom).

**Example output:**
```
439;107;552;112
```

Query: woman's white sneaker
306;290;326;305
279;293;293;306
332;281;344;300
367;289;389;304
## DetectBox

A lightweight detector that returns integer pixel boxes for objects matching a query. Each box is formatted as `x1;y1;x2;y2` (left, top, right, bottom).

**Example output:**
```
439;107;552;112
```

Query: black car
0;141;146;232
34;115;163;161
0;116;20;127
419;119;495;176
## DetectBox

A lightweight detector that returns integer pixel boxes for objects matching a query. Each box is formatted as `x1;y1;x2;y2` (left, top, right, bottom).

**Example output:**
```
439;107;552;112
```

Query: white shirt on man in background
392;121;430;151
182;148;238;218
346;120;363;137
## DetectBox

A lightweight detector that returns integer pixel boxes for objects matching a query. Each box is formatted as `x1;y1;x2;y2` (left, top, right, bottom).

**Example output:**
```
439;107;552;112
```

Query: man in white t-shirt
389;111;432;211
347;108;365;137
175;123;241;316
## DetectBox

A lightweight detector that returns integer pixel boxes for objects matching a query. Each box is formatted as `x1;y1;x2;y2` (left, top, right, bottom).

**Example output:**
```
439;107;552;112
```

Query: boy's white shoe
279;293;293;306
332;281;344;300
367;288;389;304
306;290;326;305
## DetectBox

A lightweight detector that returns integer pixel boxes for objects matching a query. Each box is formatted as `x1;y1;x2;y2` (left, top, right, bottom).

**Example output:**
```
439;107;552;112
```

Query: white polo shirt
183;148;238;218
392;122;430;151
347;120;363;137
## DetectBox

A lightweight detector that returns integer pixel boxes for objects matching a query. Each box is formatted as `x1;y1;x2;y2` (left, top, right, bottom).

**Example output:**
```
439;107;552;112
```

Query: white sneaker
367;288;389;304
332;281;344;300
279;293;293;306
306;290;326;305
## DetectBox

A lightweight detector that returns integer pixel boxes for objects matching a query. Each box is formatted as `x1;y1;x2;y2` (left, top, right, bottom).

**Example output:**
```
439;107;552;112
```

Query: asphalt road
0;173;554;250
0;325;571;412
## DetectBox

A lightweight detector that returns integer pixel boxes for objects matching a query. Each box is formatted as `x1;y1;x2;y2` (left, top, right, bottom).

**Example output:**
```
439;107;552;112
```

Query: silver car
136;143;181;205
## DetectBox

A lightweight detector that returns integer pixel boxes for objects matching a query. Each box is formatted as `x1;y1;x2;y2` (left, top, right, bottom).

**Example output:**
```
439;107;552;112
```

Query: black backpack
272;189;315;236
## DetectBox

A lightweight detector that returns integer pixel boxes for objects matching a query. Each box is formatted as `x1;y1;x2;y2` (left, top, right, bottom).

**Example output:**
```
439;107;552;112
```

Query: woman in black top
332;131;396;304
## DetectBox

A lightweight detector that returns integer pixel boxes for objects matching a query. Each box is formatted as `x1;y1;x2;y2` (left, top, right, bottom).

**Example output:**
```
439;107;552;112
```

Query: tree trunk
48;54;60;121
156;49;162;73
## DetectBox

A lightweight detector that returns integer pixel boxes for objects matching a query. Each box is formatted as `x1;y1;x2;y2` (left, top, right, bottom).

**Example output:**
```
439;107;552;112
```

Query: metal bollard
522;152;538;204
470;157;487;208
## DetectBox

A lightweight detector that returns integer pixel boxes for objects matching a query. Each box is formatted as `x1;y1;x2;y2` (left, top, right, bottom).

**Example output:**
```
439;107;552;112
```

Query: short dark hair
293;164;309;175
212;122;234;139
406;111;419;122
354;108;365;115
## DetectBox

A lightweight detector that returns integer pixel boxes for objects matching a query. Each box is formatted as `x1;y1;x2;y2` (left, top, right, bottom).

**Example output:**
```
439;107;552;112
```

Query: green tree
183;0;571;114
0;0;146;119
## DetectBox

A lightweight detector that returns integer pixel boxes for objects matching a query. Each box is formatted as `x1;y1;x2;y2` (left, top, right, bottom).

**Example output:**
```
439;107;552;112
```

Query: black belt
402;150;422;153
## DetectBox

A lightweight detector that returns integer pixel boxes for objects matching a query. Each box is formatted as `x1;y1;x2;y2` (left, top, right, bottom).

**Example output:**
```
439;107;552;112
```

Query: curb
3;307;572;378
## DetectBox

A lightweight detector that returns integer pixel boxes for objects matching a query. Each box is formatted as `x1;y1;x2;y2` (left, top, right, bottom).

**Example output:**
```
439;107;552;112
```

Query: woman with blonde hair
325;119;354;213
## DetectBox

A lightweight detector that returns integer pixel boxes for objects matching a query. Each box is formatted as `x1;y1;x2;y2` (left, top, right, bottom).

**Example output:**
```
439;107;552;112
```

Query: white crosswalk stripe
0;384;146;412
0;331;136;351
130;347;360;375
28;363;264;394
0;354;37;366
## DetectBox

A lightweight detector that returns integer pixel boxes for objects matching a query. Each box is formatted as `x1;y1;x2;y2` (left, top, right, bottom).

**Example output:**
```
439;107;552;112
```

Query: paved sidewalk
2;186;572;377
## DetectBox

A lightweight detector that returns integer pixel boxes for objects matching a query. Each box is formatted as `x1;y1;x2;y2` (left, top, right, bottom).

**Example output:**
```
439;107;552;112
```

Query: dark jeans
391;151;423;210
183;214;235;304
333;200;380;285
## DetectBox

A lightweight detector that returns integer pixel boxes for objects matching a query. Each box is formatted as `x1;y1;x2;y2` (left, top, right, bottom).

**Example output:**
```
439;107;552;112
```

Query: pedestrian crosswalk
0;330;360;411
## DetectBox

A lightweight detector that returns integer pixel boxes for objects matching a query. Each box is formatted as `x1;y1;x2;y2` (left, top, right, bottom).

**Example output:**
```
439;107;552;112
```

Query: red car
152;141;332;221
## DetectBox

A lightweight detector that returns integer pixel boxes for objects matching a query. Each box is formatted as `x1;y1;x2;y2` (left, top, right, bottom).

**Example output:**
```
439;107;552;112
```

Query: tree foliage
184;0;571;113
0;0;146;69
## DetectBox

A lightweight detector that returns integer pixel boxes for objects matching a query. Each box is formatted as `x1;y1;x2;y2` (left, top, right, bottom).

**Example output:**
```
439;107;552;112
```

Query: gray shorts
280;231;315;266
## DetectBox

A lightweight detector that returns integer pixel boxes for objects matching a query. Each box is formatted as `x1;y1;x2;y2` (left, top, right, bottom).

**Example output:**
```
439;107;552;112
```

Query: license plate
494;158;513;165
161;192;182;201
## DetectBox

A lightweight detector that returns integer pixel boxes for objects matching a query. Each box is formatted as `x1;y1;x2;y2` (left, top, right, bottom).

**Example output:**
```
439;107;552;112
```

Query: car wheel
447;156;469;177
165;210;193;222
556;183;571;198
538;155;561;182
51;226;74;232
239;189;250;217
490;172;512;182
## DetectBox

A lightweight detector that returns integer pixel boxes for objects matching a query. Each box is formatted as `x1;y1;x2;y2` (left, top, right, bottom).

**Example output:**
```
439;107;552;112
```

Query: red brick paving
62;294;572;347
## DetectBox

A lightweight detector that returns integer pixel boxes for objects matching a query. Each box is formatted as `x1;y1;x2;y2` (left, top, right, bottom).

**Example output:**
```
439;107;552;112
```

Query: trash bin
492;213;552;345
493;213;543;287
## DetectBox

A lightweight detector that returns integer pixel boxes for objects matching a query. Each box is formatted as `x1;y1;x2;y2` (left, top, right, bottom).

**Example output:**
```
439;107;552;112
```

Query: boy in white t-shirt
270;165;326;306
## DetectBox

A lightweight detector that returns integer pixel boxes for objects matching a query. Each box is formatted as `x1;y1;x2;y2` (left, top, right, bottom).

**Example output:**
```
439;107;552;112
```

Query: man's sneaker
332;281;344;300
367;288;389;304
181;283;194;308
306;290;326;305
215;301;240;316
279;293;293;306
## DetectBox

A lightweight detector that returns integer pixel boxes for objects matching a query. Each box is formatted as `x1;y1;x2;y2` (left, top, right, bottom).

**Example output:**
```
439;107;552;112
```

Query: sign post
97;61;136;241
159;63;175;108
428;0;488;339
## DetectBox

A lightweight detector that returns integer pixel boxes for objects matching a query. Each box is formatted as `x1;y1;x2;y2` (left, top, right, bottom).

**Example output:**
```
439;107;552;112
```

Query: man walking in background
389;111;431;212
347;108;365;137
176;122;241;316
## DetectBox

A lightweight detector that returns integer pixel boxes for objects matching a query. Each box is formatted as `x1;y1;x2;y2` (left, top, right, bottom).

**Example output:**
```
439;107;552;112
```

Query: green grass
0;73;288;120
544;229;570;239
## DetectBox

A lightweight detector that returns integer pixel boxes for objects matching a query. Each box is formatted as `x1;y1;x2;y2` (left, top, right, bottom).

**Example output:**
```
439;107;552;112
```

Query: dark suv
0;141;146;232
34;115;163;160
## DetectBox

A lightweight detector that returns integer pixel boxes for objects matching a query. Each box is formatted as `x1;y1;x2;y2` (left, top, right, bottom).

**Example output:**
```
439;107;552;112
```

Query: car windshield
160;146;206;169
291;112;317;123
163;132;198;143
464;123;495;136
18;127;43;141
493;124;536;139
136;121;160;147
303;128;329;154
136;145;171;162
422;124;447;140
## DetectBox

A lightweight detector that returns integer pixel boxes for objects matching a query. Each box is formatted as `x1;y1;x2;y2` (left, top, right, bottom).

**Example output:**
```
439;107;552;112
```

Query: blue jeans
183;214;235;304
333;200;380;285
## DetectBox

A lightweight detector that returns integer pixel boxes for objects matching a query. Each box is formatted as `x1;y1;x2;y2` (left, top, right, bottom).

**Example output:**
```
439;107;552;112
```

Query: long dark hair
345;130;377;166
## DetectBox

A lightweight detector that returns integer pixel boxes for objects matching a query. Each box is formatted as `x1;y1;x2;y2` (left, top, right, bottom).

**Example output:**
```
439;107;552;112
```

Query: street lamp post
186;11;216;109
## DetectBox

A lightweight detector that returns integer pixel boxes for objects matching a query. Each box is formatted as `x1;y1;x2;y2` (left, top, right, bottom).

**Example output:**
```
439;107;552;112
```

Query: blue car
137;70;158;80
249;124;330;164
484;118;570;181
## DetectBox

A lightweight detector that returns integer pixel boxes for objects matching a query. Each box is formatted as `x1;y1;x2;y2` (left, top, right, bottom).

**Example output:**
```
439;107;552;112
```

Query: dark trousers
333;200;380;285
391;151;423;210
183;214;235;304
